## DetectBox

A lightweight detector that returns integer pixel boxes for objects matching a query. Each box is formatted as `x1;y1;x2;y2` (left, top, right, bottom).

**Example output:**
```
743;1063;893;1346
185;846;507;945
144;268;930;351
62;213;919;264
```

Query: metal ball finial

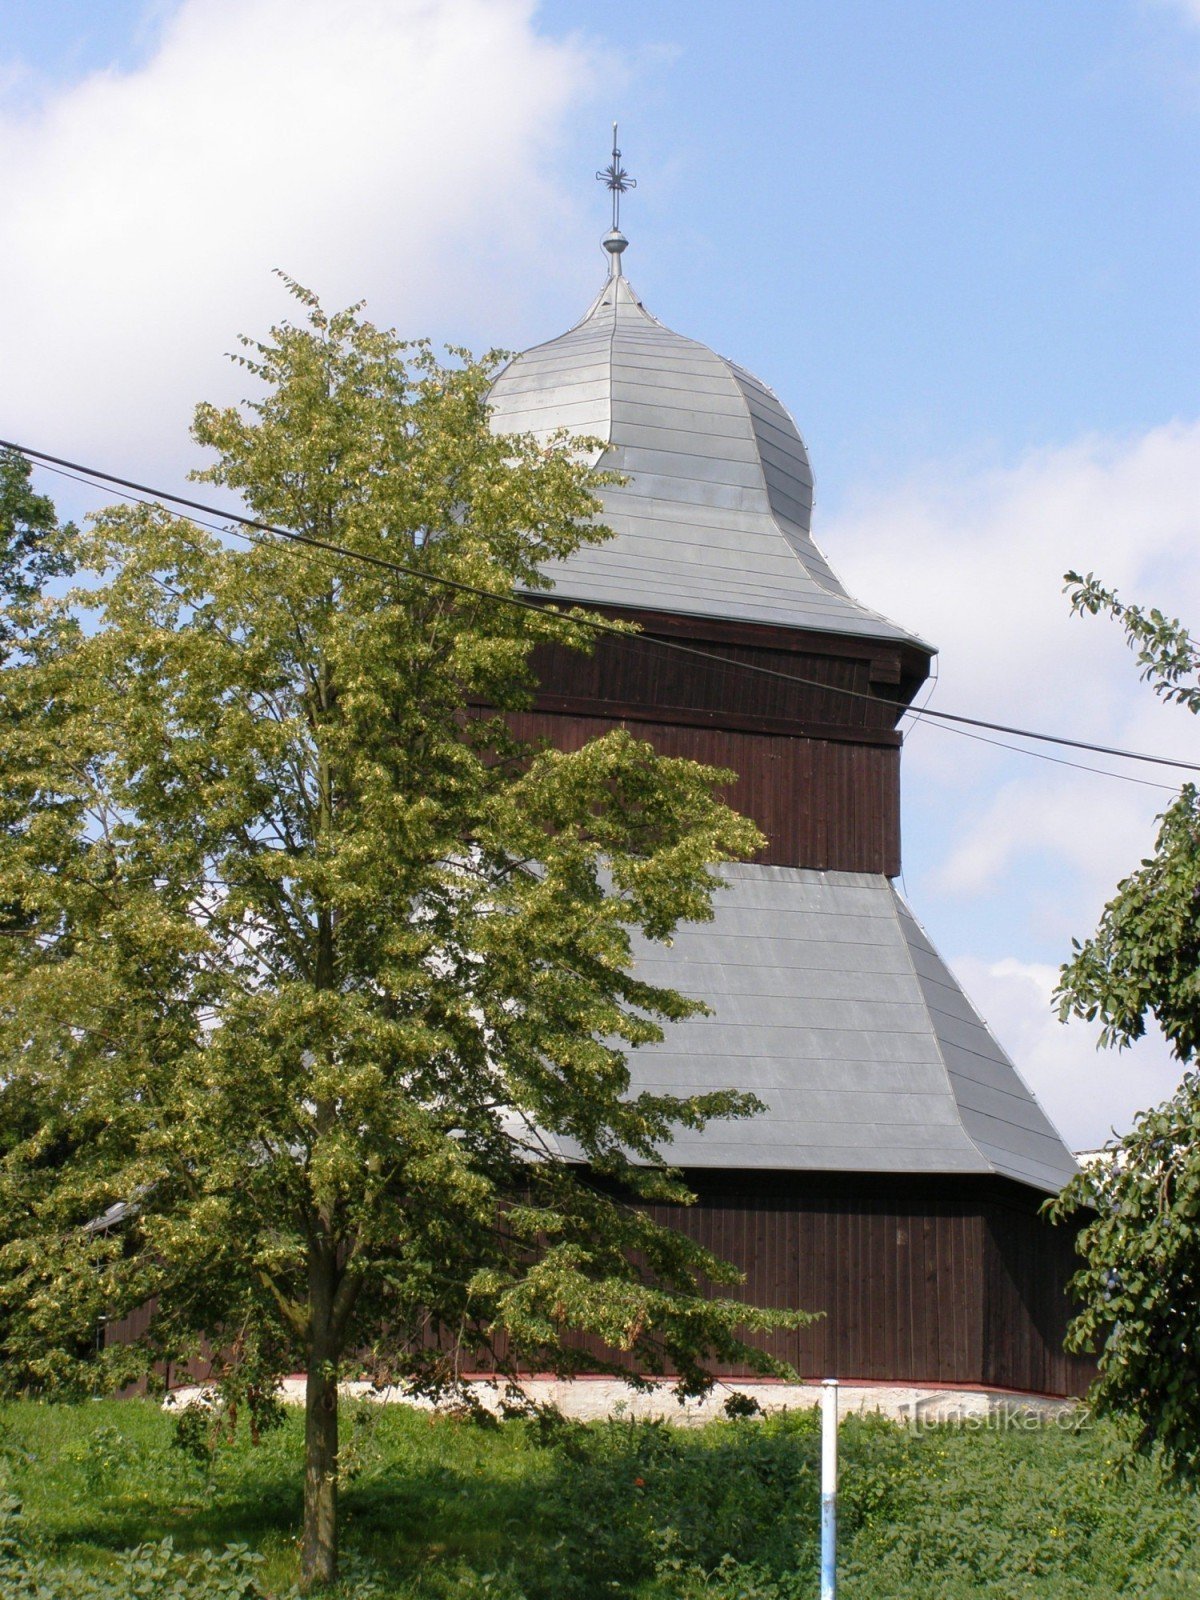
602;228;629;274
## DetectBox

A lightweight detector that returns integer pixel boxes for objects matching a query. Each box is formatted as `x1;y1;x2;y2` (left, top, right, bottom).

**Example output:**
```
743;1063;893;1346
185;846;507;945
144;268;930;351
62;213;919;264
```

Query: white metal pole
820;1378;838;1600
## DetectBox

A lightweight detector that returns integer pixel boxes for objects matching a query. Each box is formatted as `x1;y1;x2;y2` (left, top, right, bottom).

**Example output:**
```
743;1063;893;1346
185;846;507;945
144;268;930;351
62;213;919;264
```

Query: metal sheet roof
486;263;1065;1192
489;273;926;647
618;864;1077;1193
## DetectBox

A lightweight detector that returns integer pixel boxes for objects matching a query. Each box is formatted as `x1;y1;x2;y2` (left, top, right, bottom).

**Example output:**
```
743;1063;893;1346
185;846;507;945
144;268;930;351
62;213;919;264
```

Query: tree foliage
0;447;80;1369
1050;572;1200;1475
0;447;74;665
0;285;806;1586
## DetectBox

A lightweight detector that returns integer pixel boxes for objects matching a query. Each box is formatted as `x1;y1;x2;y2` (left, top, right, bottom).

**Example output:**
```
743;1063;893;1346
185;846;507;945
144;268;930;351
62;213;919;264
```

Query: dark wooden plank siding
485;610;922;879
505;710;901;875
517;1175;1090;1395
102;1179;1091;1398
527;631;907;739
981;1189;1096;1396
103;1301;154;1348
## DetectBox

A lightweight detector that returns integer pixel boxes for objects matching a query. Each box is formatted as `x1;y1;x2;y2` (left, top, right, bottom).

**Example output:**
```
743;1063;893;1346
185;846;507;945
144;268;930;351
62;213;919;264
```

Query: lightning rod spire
596;121;635;277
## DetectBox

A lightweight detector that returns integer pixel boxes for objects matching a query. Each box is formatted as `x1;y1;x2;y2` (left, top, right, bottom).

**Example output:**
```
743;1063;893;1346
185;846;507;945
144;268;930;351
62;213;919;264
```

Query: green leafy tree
0;285;805;1588
0;450;80;1370
1050;572;1200;1474
0;447;74;665
0;446;76;915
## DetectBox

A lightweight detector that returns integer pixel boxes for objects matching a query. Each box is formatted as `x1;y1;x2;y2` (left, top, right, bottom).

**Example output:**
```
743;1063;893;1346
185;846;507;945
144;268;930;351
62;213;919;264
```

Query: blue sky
2;0;1198;1144
10;2;1198;488
545;1;1200;493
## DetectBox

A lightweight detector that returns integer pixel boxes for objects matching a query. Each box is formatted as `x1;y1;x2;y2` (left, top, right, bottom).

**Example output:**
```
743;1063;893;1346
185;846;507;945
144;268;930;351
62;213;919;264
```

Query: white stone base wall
165;1375;1080;1427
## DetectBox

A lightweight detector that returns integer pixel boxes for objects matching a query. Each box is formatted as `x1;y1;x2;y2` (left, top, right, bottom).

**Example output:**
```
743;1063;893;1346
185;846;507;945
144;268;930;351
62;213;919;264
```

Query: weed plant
1;1398;1198;1597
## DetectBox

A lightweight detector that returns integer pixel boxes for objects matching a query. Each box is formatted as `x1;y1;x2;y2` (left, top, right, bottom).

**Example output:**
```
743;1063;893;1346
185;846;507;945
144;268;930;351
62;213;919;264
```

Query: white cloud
0;0;604;486
831;422;1200;745
827;424;1200;1139
949;953;1185;1148
827;421;1200;923
931;770;1160;902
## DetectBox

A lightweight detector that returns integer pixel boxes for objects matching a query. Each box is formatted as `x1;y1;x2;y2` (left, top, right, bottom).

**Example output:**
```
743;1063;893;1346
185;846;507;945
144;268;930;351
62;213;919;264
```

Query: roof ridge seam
603;278;619;450
719;360;877;614
891;887;1079;1183
888;884;997;1177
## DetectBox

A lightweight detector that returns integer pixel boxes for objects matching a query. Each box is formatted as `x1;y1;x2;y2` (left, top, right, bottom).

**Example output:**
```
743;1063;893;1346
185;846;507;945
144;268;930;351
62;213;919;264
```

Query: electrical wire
895;656;1175;800
7;436;1199;780
64;453;1168;794
30;461;235;540
900;651;940;741
907;711;1180;792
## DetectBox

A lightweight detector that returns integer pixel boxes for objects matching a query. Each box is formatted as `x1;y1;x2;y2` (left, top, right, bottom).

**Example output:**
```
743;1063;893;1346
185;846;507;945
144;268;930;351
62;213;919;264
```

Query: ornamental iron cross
596;122;636;231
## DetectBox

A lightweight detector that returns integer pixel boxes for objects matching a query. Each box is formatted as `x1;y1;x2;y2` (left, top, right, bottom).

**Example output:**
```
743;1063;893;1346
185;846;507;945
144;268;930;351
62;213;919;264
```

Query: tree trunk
306;697;340;1590
301;1262;339;1589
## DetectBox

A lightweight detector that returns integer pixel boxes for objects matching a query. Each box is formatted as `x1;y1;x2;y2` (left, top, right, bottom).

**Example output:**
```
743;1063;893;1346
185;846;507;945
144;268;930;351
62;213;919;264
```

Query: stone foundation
165;1376;1080;1427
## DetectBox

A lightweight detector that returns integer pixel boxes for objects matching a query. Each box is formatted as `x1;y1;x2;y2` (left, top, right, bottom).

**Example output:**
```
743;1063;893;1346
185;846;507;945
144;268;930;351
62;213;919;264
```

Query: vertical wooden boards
488;612;920;878
981;1187;1096;1396
503;710;902;874
561;1173;1093;1395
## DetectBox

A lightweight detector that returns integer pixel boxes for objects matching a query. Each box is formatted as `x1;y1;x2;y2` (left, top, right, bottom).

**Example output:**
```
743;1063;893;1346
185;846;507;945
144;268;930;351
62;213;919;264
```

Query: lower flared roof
613;864;1077;1194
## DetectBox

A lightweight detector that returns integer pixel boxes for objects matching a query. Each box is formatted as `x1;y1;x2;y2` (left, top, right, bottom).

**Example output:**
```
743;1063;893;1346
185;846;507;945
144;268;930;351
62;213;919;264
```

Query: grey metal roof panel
544;556;797;599
608;417;762;454
966;1145;1081;1193
582;524;823;572
610;359;749;390
651;969;921;1004
657;995;931;1032
494;403;608;432
611;448;768;486
661;908;898;945
610;374;746;405
754;439;814;487
610;392;754;433
606;864;1077;1193
585;517;827;569
488;272;930;650
641;1060;959;1099
531;563;914;637
532;539;903;609
653;945;914;981
643;1029;949;1069
893;891;1079;1190
663;1143;993;1172
588;537;825;588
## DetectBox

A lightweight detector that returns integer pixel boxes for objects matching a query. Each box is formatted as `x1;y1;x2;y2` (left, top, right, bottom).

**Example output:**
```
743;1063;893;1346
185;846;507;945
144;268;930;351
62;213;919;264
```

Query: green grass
2;1396;1199;1597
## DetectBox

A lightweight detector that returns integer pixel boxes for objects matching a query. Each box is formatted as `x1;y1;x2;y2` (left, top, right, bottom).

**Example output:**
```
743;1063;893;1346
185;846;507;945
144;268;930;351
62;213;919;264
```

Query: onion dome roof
489;262;926;647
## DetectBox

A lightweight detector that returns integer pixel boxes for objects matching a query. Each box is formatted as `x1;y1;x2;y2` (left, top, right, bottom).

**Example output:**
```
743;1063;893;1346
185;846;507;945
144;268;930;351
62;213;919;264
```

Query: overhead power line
5;437;1199;782
909;714;1179;793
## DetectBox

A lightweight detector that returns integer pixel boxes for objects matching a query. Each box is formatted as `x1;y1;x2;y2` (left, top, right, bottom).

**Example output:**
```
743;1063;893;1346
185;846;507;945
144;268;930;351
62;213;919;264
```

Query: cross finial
596;122;636;232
